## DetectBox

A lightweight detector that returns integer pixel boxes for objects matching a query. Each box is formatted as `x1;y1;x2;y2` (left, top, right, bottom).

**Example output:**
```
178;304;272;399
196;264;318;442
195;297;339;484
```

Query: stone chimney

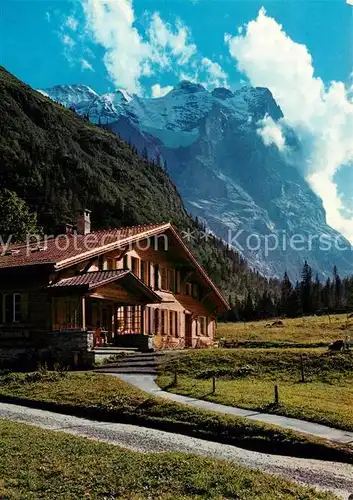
77;209;91;235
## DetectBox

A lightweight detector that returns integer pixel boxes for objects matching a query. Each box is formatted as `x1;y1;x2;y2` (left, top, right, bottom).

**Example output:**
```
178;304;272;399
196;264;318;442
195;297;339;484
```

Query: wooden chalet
0;212;229;366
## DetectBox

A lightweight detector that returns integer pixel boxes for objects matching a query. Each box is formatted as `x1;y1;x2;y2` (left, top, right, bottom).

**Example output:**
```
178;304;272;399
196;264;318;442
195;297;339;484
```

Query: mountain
0;66;280;302
39;81;353;281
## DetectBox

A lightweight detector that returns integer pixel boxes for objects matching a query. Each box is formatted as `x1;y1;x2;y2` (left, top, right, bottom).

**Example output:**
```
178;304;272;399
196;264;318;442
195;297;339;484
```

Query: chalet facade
0;214;229;367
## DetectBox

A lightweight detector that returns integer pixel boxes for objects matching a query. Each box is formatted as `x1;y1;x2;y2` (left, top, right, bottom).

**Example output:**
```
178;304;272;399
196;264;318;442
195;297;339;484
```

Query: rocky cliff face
39;82;353;280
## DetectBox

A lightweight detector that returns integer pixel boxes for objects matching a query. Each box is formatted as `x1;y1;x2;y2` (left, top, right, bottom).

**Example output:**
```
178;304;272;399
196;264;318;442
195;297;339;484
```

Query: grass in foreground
0;371;351;463
158;348;353;431
216;314;353;346
0;421;337;500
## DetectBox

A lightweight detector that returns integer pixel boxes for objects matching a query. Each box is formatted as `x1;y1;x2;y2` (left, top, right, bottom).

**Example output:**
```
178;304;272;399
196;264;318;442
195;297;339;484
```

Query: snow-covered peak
39;84;98;107
39;80;283;144
115;89;133;102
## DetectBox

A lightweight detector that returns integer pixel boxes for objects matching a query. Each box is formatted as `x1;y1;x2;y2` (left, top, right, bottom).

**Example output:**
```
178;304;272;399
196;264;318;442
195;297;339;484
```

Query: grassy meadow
158;348;353;431
0;421;337;500
216;314;353;346
0;371;351;463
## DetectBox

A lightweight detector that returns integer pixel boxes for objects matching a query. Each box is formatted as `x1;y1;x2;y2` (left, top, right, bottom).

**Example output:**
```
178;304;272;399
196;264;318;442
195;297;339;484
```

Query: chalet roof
47;270;162;303
0;223;169;270
0;222;229;310
48;270;130;289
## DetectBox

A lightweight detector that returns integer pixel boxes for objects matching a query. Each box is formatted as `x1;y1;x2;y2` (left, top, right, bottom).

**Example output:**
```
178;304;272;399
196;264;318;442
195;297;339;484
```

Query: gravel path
111;373;353;445
1;402;353;499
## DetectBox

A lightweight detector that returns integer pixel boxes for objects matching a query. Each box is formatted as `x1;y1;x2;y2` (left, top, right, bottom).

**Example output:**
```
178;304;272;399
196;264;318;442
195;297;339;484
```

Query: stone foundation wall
0;329;95;369
48;330;95;367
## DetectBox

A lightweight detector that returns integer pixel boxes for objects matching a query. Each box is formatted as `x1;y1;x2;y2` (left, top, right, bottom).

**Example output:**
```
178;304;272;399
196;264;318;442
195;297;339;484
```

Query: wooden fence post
300;355;305;383
274;384;279;405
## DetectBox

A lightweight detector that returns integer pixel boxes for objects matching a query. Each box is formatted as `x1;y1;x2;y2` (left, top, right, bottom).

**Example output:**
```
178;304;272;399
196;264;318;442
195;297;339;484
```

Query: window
168;311;179;337
1;293;28;324
154;309;160;333
160;267;176;292
123;254;129;269
169;311;173;335
141;261;150;285
107;257;115;270
98;255;104;270
154;264;159;290
160;267;167;290
161;309;165;334
200;316;207;336
65;298;80;329
117;306;142;333
167;269;176;292
131;257;140;277
195;317;199;336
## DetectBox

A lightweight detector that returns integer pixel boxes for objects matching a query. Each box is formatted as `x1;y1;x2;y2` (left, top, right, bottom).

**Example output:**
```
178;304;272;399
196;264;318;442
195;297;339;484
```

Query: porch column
113;303;118;337
141;305;145;334
81;296;86;330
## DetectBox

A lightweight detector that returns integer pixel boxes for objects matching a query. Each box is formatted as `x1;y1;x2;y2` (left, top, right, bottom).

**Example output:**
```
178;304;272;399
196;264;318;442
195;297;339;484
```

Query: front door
185;314;193;347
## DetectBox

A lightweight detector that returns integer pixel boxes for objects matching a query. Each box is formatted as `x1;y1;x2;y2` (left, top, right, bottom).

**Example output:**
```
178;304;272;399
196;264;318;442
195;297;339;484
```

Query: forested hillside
0;66;279;301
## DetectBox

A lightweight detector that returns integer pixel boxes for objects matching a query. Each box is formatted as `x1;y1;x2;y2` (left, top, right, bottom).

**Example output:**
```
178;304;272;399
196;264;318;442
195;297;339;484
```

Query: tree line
223;261;353;322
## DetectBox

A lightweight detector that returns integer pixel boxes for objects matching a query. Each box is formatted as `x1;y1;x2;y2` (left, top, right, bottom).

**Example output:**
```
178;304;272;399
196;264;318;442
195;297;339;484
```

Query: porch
48;270;161;352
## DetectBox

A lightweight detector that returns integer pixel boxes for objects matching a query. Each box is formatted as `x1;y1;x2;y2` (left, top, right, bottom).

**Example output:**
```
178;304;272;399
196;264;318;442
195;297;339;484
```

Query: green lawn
158;348;353;431
0;421;337;500
216;314;353;346
0;371;351;463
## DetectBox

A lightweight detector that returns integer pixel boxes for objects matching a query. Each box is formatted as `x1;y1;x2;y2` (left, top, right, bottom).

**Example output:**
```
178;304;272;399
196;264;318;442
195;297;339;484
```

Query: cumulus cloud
201;57;228;88
81;0;151;94
226;7;353;242
149;13;197;66
151;83;173;98
79;1;199;93
64;0;228;96
257;115;286;151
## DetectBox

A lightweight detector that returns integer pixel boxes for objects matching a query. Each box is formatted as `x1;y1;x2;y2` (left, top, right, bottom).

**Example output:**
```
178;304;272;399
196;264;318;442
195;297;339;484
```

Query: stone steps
98;366;158;375
95;350;182;374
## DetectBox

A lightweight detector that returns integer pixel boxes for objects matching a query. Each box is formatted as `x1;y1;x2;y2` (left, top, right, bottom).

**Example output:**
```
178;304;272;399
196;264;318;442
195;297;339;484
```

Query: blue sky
1;0;353;241
2;0;352;94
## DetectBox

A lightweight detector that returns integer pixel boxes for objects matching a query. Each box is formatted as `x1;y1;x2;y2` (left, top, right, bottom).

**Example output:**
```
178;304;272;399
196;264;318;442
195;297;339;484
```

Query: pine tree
300;261;313;315
333;266;343;312
243;293;254;321
347;278;353;313
280;271;293;317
